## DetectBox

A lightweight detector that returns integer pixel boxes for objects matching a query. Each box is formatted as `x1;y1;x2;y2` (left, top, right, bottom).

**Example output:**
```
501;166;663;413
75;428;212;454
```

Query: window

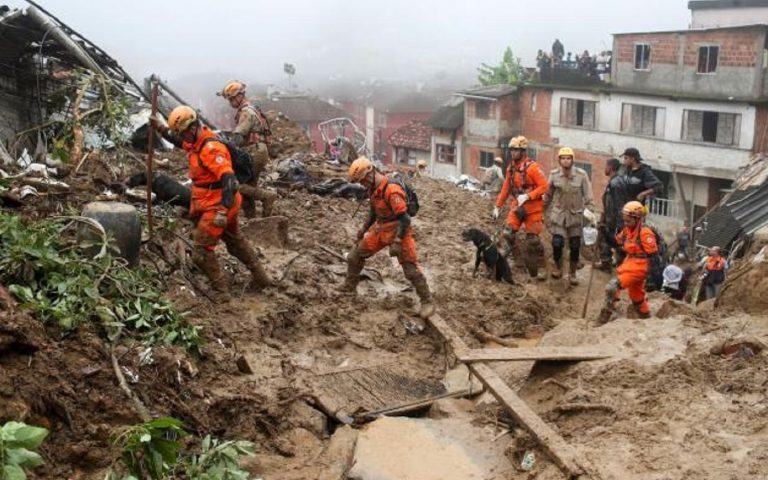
475;100;491;119
634;43;651;70
575;162;592;180
527;148;537;160
436;144;456;164
560;98;597;129
621;104;665;137
396;147;416;165
698;46;719;74
682;110;741;146
480;150;495;168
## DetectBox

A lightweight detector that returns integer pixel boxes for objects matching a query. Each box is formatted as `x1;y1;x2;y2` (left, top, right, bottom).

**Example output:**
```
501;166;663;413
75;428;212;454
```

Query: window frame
574;161;592;180
621;103;665;138
479;150;495;168
559;97;597;130
634;43;651;71
697;45;719;75
474;100;492;119
435;143;457;165
682;109;741;146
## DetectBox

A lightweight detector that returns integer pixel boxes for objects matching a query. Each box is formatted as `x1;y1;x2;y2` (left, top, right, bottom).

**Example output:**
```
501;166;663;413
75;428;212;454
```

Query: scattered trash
583;226;598;246
16;185;39;199
521;450;535;471
125;187;157;202
276;155;312;186
138;347;154;366
710;337;765;358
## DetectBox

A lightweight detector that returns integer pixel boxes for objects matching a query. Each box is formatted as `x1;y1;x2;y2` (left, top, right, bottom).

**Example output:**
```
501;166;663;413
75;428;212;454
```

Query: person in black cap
621;148;663;204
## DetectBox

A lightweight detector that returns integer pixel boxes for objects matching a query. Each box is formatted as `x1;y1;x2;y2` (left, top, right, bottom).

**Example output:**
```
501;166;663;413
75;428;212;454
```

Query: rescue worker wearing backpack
220;81;278;218
543;147;597;285
163;105;271;302
597;200;657;323
492;136;549;280
340;157;435;319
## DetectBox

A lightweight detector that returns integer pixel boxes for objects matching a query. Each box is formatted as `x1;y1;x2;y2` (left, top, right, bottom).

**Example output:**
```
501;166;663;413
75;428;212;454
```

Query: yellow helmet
622;200;646;219
417;159;428;168
348;156;374;182
508;136;529;150
221;81;246;99
558;147;574;157
168;105;198;134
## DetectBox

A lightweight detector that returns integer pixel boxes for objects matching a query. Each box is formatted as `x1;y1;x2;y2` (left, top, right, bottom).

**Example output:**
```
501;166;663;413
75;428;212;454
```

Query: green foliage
185;435;255;480
107;418;255;480
0;213;202;352
0;422;49;480
477;46;526;86
110;417;186;480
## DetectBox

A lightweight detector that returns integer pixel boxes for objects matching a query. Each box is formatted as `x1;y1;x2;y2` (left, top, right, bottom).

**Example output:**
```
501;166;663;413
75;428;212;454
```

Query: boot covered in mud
238;184;258;219
628;301;651;319
524;234;547;281
224;233;272;290
255;188;278;218
403;263;435;319
551;257;563;279
568;261;579;286
597;305;614;324
192;248;231;303
339;247;365;294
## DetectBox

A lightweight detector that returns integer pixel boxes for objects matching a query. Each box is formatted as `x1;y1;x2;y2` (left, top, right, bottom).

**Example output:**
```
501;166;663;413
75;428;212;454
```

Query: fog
6;0;690;93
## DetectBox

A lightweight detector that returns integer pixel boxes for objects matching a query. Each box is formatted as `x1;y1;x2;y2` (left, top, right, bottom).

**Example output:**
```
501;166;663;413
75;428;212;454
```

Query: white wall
693;8;768;28
550;89;755;179
430;132;463;179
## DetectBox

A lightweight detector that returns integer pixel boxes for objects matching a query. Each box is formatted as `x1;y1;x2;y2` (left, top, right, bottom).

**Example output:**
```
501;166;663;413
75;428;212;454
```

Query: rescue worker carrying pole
598;200;657;323
543;147;597;285
220;81;278;218
340;157;435;319
161;105;271;302
492;136;549;280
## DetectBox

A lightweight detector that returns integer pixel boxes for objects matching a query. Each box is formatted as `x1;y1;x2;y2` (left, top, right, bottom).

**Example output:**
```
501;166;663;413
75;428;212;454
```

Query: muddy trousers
344;247;431;302
192;229;271;300
552;235;581;267
241;142;278;218
503;228;546;278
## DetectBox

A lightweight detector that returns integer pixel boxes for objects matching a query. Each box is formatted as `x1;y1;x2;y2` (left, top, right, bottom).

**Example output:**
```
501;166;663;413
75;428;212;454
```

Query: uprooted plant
0;212;202;352
106;417;255;480
0;421;49;480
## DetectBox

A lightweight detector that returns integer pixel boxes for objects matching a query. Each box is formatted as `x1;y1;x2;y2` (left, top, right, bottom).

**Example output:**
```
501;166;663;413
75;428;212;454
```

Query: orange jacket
616;223;658;272
185;126;237;214
495;157;549;214
705;255;726;272
370;175;407;222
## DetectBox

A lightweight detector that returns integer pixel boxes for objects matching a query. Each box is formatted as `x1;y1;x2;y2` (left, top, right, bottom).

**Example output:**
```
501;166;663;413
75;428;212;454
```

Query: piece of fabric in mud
277;156;312;185
309;179;367;199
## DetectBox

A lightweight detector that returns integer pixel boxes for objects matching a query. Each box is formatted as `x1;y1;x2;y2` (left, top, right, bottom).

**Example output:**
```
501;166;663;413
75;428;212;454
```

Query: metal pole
146;80;159;238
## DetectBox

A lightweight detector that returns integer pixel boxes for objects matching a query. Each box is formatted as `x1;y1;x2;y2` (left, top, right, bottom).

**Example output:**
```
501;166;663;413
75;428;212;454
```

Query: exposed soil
2;140;768;479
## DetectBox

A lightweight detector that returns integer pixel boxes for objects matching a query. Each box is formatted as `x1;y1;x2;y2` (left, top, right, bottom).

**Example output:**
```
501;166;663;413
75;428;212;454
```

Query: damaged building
0;3;149;163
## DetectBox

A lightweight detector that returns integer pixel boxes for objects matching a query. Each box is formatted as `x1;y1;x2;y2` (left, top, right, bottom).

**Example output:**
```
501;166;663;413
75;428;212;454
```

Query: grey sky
8;0;691;89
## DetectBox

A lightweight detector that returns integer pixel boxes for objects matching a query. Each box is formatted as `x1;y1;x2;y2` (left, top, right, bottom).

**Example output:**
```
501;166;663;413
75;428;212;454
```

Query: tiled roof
264;95;347;123
456;84;518;100
389;121;431;151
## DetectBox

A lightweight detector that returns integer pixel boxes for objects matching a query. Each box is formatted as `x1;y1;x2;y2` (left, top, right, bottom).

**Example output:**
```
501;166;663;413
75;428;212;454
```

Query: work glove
516;194;529;206
212;210;228;228
221;173;239;209
583;209;597;225
492;207;500;220
389;240;403;258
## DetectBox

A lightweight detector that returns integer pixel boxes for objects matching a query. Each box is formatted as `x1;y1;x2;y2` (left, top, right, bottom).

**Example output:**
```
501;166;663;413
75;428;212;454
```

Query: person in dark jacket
597;158;627;270
621;148;663;204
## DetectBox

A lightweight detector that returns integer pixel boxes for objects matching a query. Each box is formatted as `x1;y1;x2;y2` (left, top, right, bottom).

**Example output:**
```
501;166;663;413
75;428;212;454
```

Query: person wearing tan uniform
220;81;278;218
544;147;596;285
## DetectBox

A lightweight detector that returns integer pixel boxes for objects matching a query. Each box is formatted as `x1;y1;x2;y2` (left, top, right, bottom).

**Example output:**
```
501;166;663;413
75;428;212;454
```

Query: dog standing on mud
462;228;513;283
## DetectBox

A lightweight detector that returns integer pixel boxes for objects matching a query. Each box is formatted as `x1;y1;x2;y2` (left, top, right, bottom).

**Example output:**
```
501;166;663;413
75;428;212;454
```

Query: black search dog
461;228;513;283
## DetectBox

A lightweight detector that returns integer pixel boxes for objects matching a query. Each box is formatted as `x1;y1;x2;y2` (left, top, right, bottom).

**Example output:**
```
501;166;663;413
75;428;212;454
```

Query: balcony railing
648;197;680;219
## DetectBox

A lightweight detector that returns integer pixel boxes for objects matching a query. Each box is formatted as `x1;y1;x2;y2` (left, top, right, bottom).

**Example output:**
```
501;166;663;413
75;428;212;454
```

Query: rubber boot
339;247;364;294
551;258;563;279
632;302;651;319
192;248;231;303
255;188;278;218
224;233;272;290
238;184;258;219
403;263;435;319
597;305;613;324
568;261;579;286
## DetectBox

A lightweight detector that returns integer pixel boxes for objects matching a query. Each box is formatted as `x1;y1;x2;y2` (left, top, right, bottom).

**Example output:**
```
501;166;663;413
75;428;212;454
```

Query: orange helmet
348;157;374;182
508;136;529;150
167;105;198;133
622;200;646;219
221;81;246;99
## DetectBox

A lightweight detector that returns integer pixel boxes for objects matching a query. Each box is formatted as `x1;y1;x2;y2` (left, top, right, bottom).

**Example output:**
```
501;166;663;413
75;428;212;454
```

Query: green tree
477;47;526;86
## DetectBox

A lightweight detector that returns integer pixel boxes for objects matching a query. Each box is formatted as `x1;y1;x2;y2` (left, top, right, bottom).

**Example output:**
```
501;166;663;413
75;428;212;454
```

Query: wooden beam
458;347;614;363
427;315;599;479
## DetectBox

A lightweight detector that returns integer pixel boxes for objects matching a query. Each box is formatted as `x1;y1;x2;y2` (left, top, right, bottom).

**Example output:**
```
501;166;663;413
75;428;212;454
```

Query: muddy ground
1;140;767;479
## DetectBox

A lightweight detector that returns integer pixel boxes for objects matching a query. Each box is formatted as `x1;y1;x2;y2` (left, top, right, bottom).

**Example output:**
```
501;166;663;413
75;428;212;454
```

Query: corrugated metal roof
426;103;463;130
728;183;768;235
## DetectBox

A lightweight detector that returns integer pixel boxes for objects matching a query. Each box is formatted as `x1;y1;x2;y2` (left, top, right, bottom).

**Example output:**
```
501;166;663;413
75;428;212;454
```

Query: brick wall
615;33;679;64
683;30;762;68
520;88;552;144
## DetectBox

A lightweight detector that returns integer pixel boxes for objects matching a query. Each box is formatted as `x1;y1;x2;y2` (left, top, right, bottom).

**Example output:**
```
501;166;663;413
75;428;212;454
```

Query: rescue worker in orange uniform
492;136;549;280
162;105;271;302
340;157;435;319
598;201;657;323
220;81;278;218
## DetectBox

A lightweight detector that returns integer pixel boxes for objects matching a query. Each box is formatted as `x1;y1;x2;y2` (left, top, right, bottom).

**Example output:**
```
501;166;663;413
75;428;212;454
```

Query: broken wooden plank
458;346;614;363
358;388;472;421
427;314;599;479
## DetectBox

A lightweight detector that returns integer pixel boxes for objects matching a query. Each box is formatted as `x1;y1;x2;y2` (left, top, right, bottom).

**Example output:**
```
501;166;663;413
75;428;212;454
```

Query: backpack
637;223;668;291
386;172;420;217
199;137;254;184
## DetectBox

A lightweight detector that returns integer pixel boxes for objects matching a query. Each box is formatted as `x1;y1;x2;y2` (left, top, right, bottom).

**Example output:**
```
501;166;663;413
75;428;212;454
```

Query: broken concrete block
242;215;289;248
289;400;328;438
236;355;254;374
318;425;358;480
